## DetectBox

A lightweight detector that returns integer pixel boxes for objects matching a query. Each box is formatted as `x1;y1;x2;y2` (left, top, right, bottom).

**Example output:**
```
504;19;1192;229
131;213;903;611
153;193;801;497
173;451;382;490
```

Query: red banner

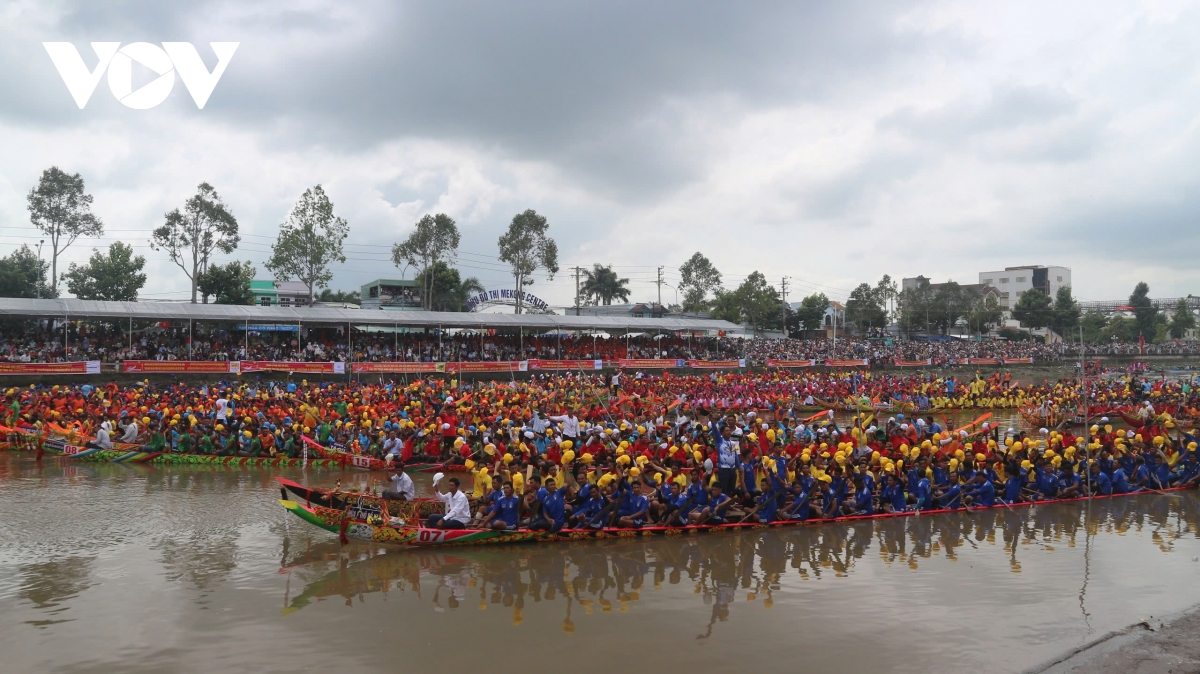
966;358;1000;365
123;360;233;374
767;359;817;368
352;362;443;374
529;359;603;370
446;361;525;373
1002;357;1034;364
239;360;344;374
825;359;869;367
0;361;100;375
617;359;681;369
687;360;744;369
893;359;932;367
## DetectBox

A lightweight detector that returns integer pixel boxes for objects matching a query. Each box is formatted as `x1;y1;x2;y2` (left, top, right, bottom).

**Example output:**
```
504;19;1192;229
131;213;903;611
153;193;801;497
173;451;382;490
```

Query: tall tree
0;245;51;299
678;252;722;314
414;261;484;312
1050;285;1081;338
845;282;887;332
264;185;349;305
63;242;146;301
391;213;460;310
793;293;830;332
875;274;898;324
149;182;239;304
709;288;742;324
734;271;782;334
581;264;631;306
26;166;103;294
1081;311;1108;343
496;209;558;314
966;294;1004;335
1169;298;1196;339
197;260;256;305
1128;282;1158;338
897;279;934;335
1011;288;1053;330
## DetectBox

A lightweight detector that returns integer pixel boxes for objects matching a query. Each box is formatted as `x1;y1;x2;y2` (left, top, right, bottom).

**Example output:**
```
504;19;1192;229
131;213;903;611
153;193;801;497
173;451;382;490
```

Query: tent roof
0;298;739;332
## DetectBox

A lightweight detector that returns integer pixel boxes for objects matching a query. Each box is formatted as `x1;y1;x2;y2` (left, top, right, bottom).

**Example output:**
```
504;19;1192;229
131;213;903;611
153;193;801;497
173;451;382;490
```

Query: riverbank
1031;603;1200;673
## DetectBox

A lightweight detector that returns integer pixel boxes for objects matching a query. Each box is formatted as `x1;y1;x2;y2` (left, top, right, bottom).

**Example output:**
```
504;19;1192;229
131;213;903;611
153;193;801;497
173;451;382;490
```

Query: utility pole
780;277;789;336
572;266;585;316
656;266;664;308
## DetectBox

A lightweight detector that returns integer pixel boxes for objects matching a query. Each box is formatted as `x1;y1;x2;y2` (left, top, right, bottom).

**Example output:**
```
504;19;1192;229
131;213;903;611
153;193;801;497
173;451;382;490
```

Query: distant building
360;279;423;311
251;280;310;308
901;275;930;293
978;265;1071;311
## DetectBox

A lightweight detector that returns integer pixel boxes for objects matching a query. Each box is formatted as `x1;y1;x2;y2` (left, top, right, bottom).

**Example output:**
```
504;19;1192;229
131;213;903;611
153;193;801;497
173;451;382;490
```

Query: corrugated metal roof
0;298;740;332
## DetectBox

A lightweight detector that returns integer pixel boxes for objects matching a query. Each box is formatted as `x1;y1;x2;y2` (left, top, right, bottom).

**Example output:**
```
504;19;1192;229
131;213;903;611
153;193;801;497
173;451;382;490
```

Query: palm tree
581;264;631;306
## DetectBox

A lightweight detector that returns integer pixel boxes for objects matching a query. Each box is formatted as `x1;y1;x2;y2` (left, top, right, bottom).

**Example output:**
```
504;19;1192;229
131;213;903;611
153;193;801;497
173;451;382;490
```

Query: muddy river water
3;420;1200;673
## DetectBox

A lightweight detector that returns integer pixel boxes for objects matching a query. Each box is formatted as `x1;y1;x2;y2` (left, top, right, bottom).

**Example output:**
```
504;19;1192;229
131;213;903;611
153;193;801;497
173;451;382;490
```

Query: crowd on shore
4;367;1199;531
2;322;1198;369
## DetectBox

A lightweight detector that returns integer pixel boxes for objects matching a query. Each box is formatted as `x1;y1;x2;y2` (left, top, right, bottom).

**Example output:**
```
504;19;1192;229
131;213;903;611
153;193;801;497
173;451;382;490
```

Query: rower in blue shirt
1088;461;1112;495
482;483;521;530
845;475;875;515
936;474;963;509
692;484;733;525
530;478;567;532
783;482;813;520
963;472;995;507
1111;466;1133;494
881;474;907;513
617;482;651;528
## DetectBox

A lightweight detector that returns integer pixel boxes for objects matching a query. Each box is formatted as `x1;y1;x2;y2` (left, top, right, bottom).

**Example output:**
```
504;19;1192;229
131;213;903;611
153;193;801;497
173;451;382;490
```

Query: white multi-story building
978;265;1072;311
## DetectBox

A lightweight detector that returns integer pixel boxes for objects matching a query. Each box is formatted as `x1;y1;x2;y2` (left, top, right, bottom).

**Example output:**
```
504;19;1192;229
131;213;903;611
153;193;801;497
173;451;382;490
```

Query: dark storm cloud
4;0;934;200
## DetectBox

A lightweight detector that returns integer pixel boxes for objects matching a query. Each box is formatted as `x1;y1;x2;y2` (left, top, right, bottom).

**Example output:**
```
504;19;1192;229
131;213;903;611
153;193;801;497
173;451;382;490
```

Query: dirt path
1031;605;1200;674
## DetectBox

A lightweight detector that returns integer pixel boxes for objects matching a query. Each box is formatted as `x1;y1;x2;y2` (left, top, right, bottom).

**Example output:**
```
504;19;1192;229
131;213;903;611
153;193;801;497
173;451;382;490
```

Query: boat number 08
63;445;83;455
417;529;447;543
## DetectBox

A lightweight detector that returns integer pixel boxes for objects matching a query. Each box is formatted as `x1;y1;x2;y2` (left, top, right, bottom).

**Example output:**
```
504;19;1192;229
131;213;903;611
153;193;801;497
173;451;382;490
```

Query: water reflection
279;492;1200;637
17;556;95;627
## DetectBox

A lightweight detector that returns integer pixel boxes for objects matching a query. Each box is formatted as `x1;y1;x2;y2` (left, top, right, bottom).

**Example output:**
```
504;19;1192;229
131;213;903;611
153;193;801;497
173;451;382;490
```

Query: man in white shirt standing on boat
427;474;470;529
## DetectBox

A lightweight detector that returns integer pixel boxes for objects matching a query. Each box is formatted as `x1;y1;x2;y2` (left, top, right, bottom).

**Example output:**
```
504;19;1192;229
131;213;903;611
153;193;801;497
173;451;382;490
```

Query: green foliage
149;182;239;303
0;245;52;298
197;260;256;305
719;271;782;333
845;282;887;332
63;242;146;301
1128;282;1158;338
26;166;103;293
497;209;558;314
391;213;460;310
1169;298;1196;339
316;288;362;305
413;261;483;312
897;280;933;334
1050;285;1081;337
264;185;349;303
1011;288;1052;329
1081;311;1108;343
791;293;829;333
678;252;722;314
709;288;742;324
581;264;631;306
1104;315;1138;343
966;294;1004;333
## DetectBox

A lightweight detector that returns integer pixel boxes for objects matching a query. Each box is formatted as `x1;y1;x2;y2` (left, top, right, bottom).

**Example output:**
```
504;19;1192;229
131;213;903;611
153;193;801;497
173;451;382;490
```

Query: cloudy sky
1;0;1198;307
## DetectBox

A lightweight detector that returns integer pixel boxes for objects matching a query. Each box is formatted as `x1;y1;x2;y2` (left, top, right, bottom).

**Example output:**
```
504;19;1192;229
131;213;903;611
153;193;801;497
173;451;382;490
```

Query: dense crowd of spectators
1;321;1197;367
